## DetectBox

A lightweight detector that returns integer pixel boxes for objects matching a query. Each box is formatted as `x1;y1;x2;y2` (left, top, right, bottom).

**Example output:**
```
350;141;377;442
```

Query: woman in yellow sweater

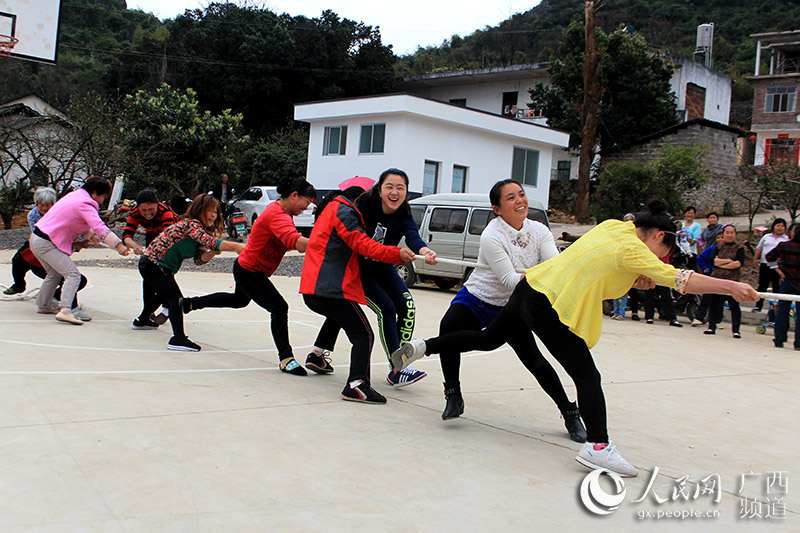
392;200;758;477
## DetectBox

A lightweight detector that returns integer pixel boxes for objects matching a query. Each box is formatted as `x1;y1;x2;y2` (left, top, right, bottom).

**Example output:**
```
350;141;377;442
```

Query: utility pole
575;0;604;222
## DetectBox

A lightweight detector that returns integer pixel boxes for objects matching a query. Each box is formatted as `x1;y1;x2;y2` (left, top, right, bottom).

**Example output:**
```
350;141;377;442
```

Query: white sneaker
390;339;426;371
691;318;703;327
576;441;638;477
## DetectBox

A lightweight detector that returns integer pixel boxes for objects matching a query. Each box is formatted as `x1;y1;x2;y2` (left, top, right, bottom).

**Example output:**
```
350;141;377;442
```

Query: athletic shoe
645;318;654;324
152;310;169;325
168;336;201;352
751;307;762;313
178;297;192;314
669;320;683;328
55;309;83;325
576;441;638;477
305;351;334;374
390;339;427;371
71;306;92;322
612;314;624;321
691;318;703;327
559;402;587;443
386;365;427;388
37;306;59;314
341;380;386;404
132;317;159;330
3;285;24;295
703;328;715;335
280;357;308;376
733;332;741;339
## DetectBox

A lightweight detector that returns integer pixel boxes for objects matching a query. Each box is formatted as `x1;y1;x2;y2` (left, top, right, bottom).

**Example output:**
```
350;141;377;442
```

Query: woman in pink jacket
30;177;130;324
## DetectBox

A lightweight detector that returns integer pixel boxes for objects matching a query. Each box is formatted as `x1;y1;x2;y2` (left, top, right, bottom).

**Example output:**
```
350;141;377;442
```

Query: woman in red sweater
179;179;317;374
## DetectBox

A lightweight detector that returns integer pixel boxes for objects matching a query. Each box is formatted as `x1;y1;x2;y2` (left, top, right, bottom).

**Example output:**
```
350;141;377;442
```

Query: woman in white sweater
436;179;586;442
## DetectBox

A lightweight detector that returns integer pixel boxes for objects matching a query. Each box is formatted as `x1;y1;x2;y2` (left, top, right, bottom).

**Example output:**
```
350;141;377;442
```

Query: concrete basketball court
0;249;797;531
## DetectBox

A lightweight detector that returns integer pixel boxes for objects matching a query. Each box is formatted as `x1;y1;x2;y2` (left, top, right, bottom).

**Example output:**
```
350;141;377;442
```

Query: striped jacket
122;202;179;245
300;195;402;303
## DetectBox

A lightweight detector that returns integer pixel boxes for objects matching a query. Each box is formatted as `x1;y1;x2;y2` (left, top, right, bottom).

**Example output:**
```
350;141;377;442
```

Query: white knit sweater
464;217;558;306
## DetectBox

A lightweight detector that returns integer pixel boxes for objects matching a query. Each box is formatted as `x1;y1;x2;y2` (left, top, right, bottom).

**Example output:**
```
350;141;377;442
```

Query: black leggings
304;294;373;383
138;258;186;339
189;259;293;360
756;263;781;309
426;281;608;443
439;303;570;408
708;294;741;333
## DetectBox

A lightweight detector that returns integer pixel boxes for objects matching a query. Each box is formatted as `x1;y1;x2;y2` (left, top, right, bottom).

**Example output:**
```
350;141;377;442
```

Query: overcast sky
128;1;541;55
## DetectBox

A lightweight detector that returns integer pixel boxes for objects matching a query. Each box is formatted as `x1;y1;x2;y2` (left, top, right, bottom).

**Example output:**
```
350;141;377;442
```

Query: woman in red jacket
300;187;415;404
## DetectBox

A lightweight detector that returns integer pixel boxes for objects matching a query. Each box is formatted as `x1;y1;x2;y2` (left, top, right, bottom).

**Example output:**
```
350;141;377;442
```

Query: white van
399;193;549;290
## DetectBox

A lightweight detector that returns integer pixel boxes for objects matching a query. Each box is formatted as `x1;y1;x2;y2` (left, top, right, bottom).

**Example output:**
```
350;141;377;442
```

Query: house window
449;98;467;107
502;91;518;117
765;137;800;165
765;87;796;113
451;165;468;193
556;160;571;180
423;160;439;196
511;147;539;187
359;123;385;154
323;125;347;155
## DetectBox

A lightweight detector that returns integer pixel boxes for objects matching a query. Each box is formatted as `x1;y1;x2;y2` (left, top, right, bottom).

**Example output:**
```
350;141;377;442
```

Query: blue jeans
773;280;800;347
612;296;627;317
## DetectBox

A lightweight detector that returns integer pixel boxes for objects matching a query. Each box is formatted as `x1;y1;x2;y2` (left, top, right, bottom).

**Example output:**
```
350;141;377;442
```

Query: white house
398;59;733;181
294;93;570;207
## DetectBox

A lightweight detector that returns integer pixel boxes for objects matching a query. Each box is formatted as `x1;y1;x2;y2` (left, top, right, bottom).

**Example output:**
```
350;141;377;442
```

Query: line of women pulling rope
11;172;758;478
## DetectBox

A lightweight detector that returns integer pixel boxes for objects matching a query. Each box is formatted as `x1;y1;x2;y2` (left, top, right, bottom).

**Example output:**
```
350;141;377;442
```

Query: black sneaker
341;380;386;404
3;285;24;295
669;320;683;328
178;297;192;314
306;351;334;374
280;357;307;376
168;336;201;352
132;317;159;330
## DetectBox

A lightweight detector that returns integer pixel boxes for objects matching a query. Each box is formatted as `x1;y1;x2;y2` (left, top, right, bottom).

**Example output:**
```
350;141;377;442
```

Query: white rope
413;255;525;273
412;257;800;304
757;291;800;303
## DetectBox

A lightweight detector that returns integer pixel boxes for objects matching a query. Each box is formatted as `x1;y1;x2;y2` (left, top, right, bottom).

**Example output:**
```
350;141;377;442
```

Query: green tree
240;123;308;188
528;22;677;153
590;144;709;221
120;83;250;198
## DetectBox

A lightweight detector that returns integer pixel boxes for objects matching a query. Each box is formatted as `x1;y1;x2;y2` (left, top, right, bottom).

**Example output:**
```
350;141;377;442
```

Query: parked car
398;193;550;290
235;186;316;235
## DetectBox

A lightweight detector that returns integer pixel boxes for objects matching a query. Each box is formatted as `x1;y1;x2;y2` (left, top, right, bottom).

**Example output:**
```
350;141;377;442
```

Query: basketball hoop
0;34;19;58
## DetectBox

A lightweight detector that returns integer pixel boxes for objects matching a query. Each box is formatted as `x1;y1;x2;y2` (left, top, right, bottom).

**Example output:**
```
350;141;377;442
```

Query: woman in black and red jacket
300;187;415;404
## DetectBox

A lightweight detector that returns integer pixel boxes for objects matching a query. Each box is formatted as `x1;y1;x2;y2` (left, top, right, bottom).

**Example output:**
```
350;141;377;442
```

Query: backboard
0;0;61;64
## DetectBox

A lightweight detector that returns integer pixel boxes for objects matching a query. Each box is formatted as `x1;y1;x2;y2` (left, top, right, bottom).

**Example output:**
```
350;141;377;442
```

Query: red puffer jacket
300;195;402;303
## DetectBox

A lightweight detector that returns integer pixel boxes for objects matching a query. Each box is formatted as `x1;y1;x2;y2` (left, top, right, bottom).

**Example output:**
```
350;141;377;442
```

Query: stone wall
602;121;749;215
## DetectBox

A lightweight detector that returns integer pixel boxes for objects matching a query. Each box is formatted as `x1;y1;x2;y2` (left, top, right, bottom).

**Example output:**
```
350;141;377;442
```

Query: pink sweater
35;188;119;255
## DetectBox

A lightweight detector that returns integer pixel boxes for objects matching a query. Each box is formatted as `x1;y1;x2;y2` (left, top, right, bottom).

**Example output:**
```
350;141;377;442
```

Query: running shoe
71;306;92;322
3;285;24;295
390;339;427;371
37;306;59;314
280;357;307;376
178;297;193;314
132;317;159;330
386;365;427;388
690;318;703;327
576;441;638;477
341;380;386;404
167;336;201;352
305;351;334;374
